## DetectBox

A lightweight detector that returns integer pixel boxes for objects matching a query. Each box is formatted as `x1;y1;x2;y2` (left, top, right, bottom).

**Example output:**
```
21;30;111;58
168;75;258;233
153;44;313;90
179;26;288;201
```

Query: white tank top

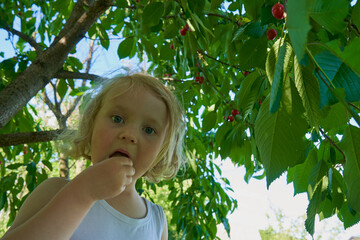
70;198;165;240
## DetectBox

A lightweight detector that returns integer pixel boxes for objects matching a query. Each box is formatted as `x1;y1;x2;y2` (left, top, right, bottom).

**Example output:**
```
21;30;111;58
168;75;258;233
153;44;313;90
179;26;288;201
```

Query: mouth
109;150;130;159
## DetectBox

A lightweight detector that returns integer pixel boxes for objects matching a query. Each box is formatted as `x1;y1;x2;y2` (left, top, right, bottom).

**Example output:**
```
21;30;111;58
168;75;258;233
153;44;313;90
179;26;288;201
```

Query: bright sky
216;159;360;239
2;13;360;239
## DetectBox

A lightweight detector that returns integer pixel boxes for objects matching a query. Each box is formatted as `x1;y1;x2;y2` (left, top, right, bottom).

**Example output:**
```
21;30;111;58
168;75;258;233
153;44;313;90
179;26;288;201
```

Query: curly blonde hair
59;73;186;182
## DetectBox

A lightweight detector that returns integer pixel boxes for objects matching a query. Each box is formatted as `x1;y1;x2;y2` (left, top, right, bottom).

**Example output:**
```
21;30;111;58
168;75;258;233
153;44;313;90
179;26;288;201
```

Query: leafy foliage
1;0;360;238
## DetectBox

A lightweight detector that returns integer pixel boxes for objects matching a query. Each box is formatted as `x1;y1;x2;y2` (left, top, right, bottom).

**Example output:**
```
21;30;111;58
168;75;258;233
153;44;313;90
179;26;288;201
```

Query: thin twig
2;26;42;54
206;13;241;27
319;128;346;164
198;50;241;71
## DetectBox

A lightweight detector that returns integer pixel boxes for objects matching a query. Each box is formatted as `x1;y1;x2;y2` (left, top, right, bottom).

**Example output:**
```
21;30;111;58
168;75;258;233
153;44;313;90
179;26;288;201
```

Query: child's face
90;84;168;180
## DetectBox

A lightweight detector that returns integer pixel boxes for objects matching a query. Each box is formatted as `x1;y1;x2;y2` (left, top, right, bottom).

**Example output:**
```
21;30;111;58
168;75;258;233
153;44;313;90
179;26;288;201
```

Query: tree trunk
0;0;114;130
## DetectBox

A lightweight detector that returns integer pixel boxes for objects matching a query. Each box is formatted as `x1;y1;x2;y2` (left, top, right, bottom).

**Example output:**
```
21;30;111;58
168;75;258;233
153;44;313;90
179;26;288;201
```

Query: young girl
1;73;186;240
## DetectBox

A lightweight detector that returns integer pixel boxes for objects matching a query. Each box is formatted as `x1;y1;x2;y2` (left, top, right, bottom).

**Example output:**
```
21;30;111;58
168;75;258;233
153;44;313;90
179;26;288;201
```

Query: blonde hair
60;73;186;182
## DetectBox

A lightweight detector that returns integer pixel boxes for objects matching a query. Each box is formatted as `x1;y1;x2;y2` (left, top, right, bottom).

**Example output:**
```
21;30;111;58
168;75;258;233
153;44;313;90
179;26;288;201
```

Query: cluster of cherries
195;76;204;84
267;3;285;40
180;24;190;36
225;109;240;122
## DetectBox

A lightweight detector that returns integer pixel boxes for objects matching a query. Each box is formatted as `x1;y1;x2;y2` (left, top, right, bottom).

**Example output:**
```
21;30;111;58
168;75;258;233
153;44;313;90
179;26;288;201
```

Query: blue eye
144;127;155;135
112;115;123;123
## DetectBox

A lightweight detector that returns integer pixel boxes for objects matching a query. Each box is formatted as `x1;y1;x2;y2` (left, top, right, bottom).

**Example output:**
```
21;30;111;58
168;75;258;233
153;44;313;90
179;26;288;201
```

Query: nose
118;126;138;144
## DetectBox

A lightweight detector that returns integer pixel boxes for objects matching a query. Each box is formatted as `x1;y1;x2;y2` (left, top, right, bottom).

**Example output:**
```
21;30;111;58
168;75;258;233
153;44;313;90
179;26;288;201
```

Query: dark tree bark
0;129;72;147
0;0;114;130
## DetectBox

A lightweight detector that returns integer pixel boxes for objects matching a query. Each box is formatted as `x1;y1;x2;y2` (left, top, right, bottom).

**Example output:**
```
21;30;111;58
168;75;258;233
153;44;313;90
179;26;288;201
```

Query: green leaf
210;0;223;10
238;36;267;70
287;0;311;61
5;163;24;170
202;111;217;132
141;38;158;62
57;79;68;99
309;0;348;35
341;125;360;213
235;71;261;118
159;43;175;61
352;1;360;30
242;21;267;38
266;39;294;86
163;23;179;39
319;103;347;132
308;159;328;191
292;148;318;195
254;97;308;188
96;24;109;50
315;50;360;108
215;124;232;159
269;43;287;113
117;38;135;59
142;2;164;27
327;38;360;77
260;4;279;26
294;57;321;129
243;0;262;20
340;201;360;229
305;178;327;236
332;64;360;103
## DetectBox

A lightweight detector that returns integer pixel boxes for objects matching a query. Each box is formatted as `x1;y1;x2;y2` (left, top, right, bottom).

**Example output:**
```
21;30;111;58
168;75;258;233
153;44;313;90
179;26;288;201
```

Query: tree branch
0;129;73;147
0;0;114;130
2;26;43;54
42;90;57;117
54;69;104;81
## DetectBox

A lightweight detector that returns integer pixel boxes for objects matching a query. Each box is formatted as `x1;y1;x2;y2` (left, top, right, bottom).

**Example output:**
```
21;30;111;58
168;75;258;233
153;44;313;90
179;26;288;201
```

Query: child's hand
75;157;135;201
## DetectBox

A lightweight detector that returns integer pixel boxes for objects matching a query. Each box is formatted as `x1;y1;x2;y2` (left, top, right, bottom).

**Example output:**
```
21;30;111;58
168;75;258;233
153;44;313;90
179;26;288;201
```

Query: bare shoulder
8;177;69;230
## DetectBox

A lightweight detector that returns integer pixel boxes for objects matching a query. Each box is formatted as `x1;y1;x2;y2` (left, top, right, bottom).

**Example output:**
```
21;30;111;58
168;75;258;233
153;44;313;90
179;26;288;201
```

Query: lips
109;149;130;159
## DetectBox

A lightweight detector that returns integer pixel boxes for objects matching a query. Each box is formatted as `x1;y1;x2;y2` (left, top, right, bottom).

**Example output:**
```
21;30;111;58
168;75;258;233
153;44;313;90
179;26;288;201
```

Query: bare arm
161;215;168;240
1;176;95;240
1;157;134;240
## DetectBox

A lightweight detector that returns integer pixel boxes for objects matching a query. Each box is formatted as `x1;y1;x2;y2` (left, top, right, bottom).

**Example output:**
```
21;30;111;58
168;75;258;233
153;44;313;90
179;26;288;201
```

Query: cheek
91;126;112;156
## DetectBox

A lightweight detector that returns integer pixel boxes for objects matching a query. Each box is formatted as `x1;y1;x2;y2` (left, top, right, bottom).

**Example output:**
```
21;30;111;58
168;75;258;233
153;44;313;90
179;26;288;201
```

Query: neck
105;182;147;219
106;176;145;204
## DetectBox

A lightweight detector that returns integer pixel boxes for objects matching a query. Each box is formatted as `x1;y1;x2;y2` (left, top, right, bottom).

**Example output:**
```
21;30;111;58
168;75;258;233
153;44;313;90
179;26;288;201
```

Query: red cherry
23;146;28;155
259;100;263;105
163;73;167;77
227;116;235;122
195;76;204;84
231;109;240;117
180;28;187;36
272;3;284;20
170;43;174;50
184;24;190;31
243;71;250;76
267;29;277;40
